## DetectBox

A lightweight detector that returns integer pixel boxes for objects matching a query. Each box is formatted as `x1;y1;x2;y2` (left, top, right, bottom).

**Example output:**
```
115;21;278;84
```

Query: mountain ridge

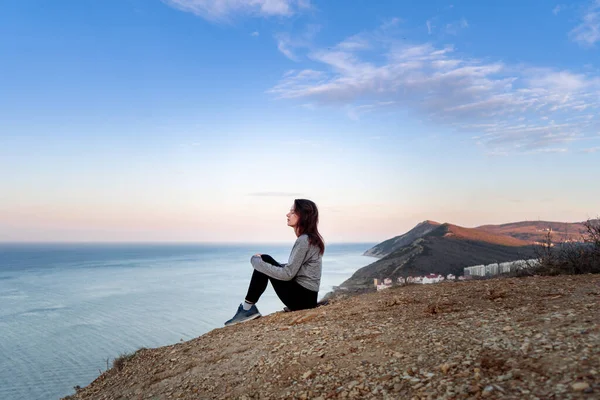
476;220;589;243
364;219;588;259
363;220;441;258
342;220;549;289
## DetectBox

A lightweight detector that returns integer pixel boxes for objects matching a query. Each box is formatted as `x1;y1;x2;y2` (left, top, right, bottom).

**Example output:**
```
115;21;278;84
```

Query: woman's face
286;205;299;228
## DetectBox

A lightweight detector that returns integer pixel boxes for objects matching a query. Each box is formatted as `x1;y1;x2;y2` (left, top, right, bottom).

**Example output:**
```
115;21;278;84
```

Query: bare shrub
112;347;147;371
531;218;600;275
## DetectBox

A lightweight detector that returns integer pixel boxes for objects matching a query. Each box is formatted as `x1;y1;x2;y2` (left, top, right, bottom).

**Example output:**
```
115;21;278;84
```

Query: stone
347;380;359;389
571;382;590;391
440;364;450;374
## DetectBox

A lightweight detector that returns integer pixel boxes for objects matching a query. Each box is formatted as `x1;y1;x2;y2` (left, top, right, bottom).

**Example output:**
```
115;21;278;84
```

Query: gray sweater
250;234;322;292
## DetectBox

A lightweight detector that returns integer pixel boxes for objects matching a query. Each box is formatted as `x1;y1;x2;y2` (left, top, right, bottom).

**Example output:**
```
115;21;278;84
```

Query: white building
406;276;424;284
422;273;444;284
375;278;392;291
463;259;540;277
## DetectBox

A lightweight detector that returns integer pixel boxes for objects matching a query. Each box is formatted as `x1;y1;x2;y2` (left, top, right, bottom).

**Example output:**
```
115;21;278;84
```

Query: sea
0;242;375;400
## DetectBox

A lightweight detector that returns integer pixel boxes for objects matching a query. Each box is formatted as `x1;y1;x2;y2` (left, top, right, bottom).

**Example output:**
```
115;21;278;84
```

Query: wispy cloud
162;0;309;22
274;24;320;61
248;192;303;197
347;101;396;120
569;0;600;47
275;33;300;61
336;34;371;51
581;146;600;153
269;27;600;154
251;31;260;37
380;17;401;31
526;147;568;154
553;4;564;15
445;18;469;35
426;20;433;34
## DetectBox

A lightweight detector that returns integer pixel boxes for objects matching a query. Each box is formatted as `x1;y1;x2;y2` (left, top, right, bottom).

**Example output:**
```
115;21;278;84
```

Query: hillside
63;275;599;399
363;220;441;258
428;224;531;247
342;223;535;289
476;221;589;243
364;220;588;262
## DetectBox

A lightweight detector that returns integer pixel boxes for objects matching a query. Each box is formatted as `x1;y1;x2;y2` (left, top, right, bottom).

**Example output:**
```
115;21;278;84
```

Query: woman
224;199;325;326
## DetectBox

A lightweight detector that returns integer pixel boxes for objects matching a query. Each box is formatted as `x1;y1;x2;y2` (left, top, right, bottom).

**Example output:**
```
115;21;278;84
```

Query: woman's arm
250;235;310;281
260;254;282;267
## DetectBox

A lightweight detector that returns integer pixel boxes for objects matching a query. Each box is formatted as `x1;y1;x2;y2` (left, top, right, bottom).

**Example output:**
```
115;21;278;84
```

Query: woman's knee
260;254;280;266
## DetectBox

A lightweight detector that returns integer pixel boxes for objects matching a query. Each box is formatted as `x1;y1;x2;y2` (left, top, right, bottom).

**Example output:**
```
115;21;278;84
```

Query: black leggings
245;254;318;311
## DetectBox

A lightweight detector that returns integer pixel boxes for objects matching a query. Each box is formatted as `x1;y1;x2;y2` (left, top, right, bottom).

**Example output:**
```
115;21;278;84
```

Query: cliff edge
64;275;599;399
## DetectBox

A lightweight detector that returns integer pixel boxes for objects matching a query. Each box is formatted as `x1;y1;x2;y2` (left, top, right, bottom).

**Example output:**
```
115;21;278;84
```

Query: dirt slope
64;275;599;400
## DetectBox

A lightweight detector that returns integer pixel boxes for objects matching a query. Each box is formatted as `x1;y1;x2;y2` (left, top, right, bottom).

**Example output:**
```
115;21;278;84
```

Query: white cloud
336;34;371;51
426;20;433;34
526;148;568;154
251;31;260;37
274;24;320;61
445;18;469;35
380;17;401;31
162;0;308;21
553;4;564;15
269;29;600;154
275;33;299;61
347;101;396;120
569;0;600;46
527;70;590;91
581;146;600;153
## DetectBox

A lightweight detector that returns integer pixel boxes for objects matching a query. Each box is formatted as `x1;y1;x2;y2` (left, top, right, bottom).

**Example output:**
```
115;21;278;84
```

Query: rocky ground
64;274;599;400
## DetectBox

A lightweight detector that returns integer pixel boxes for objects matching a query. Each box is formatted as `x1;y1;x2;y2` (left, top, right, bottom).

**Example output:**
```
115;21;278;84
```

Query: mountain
476;220;588;243
365;220;588;261
363;220;440;258
342;222;536;289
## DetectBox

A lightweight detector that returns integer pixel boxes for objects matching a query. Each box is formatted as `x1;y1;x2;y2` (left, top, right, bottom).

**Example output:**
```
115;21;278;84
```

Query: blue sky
1;0;599;243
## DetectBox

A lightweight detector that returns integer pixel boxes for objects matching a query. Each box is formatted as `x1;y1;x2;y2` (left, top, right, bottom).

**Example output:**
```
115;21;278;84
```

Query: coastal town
373;258;540;290
374;274;464;290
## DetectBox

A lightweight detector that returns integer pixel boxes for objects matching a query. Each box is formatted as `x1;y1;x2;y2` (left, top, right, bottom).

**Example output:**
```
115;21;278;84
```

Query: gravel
63;274;600;400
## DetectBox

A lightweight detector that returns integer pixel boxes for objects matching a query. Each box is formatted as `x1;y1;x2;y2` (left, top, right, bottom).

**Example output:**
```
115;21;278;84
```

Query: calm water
0;242;374;400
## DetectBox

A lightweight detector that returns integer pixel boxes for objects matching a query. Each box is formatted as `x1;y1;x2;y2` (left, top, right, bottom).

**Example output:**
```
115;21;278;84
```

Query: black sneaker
224;304;261;326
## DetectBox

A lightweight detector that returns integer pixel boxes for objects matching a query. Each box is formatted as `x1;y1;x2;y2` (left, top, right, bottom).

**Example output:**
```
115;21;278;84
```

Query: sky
1;0;599;243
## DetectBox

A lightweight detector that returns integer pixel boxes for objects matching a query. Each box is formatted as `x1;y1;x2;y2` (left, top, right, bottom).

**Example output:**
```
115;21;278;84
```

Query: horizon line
0;240;379;245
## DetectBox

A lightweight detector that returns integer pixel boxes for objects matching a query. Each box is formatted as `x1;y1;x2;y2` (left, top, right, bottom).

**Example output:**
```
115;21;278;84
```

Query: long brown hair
294;199;325;255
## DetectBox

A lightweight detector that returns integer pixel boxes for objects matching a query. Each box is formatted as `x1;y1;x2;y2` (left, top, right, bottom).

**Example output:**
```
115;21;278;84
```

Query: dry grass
528;218;600;276
112;347;147;371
